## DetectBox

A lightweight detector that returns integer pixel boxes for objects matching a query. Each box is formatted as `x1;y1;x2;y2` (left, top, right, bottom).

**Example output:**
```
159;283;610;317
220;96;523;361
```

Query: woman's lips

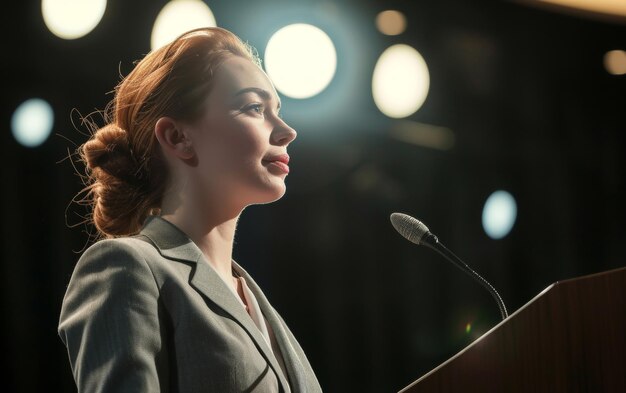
263;159;290;173
262;153;290;174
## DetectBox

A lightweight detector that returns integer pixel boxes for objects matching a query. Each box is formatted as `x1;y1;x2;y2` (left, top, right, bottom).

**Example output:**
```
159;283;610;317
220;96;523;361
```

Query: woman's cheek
232;125;267;159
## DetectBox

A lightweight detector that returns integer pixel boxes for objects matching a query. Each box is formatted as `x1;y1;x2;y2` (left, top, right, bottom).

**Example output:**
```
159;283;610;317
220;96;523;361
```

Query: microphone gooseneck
390;212;508;320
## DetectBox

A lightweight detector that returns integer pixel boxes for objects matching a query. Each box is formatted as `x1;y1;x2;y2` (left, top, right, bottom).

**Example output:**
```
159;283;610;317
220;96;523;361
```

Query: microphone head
390;212;431;245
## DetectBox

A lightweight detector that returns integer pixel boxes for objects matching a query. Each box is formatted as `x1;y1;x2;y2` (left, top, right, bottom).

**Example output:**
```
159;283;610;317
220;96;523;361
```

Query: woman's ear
154;117;195;160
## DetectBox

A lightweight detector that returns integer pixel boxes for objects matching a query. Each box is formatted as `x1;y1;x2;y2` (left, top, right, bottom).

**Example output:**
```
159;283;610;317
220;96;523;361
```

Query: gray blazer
58;215;323;393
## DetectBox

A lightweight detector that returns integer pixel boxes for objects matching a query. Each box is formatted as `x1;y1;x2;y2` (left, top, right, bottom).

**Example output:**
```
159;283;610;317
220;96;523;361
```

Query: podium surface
399;267;626;393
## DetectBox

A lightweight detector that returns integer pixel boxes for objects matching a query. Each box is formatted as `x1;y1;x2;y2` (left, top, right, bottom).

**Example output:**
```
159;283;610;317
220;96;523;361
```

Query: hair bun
79;123;152;238
82;124;144;185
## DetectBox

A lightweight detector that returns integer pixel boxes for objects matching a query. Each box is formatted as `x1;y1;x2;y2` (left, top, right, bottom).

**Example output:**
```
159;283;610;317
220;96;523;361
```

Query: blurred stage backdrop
2;0;625;392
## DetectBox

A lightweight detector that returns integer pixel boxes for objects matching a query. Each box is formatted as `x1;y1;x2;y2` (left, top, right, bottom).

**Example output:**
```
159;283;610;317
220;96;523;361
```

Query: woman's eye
246;104;264;114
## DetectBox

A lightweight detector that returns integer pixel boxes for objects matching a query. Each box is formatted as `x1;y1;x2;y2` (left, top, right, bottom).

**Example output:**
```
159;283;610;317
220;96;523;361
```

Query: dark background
2;0;625;392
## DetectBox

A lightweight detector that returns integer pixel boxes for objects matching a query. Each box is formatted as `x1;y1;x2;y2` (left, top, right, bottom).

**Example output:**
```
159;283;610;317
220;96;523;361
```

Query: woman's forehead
214;56;276;97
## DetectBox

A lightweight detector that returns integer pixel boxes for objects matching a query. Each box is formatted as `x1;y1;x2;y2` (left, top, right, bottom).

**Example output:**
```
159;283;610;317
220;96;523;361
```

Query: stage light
482;190;517;240
372;44;430;118
375;10;407;36
42;0;107;40
604;49;626;75
151;0;216;50
264;23;337;99
11;98;54;148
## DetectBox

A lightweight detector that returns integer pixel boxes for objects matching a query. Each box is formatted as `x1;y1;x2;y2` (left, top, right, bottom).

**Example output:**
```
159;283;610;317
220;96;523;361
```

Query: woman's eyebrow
233;87;281;110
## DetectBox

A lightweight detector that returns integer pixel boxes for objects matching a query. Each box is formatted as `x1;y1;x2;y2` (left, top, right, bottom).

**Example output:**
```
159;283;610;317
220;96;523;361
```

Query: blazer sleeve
58;239;168;393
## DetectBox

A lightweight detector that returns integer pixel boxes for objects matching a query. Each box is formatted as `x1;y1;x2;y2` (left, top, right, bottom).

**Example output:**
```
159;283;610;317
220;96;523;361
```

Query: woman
58;27;323;393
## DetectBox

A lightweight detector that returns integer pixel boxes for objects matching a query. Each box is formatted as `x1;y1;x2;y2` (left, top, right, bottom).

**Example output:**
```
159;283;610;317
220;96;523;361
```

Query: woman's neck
159;192;243;289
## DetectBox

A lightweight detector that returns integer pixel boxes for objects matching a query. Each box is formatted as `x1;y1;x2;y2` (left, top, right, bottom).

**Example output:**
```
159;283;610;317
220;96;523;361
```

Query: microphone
390;212;508;320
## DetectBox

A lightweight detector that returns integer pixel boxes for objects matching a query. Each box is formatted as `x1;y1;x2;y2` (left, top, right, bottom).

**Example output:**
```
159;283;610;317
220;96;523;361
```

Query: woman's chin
264;182;287;202
242;179;286;205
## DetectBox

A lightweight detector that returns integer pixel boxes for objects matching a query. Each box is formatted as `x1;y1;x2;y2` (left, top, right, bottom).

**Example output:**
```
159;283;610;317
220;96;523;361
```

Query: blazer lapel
138;215;291;392
232;261;309;393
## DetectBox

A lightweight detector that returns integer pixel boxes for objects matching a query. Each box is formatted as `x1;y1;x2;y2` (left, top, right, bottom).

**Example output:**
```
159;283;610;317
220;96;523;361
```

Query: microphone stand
422;233;509;321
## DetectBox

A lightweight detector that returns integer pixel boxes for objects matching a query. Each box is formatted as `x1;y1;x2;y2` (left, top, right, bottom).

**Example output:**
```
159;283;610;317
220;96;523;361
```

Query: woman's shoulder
77;236;145;263
60;236;163;322
58;236;164;355
69;235;163;282
80;235;153;259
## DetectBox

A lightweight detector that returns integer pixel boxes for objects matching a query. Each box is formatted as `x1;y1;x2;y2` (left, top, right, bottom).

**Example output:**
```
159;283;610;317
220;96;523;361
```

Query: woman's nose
272;120;297;145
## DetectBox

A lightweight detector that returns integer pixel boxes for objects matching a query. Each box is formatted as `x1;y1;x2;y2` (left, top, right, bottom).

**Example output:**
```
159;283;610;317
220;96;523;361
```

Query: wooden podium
399;267;626;392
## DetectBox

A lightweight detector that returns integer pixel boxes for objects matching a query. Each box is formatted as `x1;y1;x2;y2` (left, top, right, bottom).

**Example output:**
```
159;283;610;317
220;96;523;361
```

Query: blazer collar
137;215;293;392
233;263;311;393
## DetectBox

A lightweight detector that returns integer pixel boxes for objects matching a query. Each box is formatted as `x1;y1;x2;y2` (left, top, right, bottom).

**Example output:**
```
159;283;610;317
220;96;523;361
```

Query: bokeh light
42;0;107;39
389;120;455;150
372;44;430;118
264;23;337;99
536;0;626;18
375;10;407;35
482;190;517;239
11;98;54;148
151;0;217;50
604;49;626;75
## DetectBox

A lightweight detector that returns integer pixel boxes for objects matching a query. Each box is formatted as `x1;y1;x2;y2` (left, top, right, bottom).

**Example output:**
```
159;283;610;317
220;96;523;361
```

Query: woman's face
183;55;297;209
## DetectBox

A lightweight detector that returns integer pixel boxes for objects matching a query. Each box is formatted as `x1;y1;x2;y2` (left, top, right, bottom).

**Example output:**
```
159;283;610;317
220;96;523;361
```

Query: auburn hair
73;27;261;239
